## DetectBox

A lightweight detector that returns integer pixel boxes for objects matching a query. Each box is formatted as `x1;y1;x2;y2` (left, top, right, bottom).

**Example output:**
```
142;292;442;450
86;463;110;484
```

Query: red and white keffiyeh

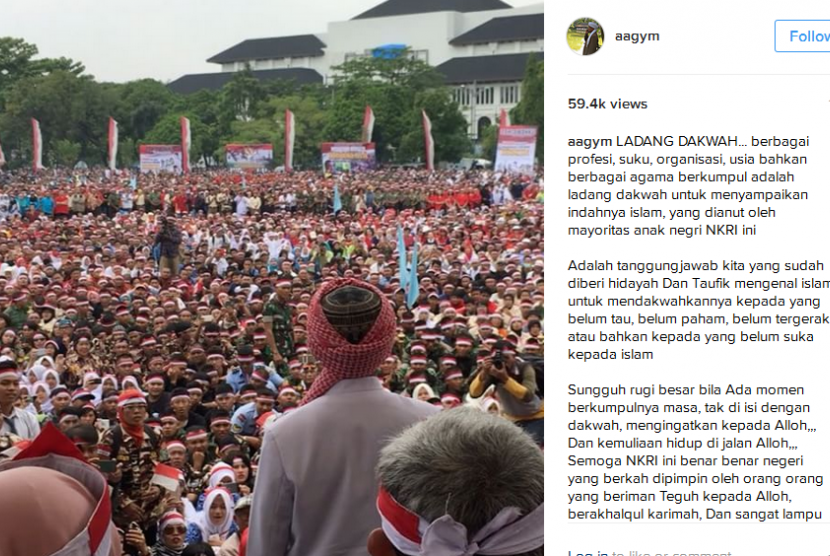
301;278;396;406
377;486;544;556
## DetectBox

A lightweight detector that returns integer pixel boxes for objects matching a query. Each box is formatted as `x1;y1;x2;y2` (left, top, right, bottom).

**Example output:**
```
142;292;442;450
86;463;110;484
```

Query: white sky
1;0;541;83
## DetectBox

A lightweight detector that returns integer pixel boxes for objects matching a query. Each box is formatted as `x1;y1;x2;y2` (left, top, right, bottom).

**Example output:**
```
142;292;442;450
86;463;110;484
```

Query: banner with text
321;142;377;173
139;144;183;173
494;125;538;175
226;144;273;168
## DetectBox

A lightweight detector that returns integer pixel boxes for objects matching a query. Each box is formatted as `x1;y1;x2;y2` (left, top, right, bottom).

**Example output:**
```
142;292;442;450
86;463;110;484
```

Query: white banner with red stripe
362;105;375;143
180;116;191;173
285;109;295;172
107;117;118;171
31;118;44;171
421;110;434;171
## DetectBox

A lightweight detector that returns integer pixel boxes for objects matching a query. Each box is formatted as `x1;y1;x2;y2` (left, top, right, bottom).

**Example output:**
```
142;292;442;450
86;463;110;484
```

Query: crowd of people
0;165;544;556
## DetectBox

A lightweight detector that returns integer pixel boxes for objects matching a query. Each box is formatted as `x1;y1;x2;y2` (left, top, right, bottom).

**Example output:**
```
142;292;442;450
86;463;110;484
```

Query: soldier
262;277;295;364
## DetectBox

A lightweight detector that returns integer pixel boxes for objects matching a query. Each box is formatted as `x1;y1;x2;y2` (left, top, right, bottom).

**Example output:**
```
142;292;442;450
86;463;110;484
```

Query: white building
168;0;543;139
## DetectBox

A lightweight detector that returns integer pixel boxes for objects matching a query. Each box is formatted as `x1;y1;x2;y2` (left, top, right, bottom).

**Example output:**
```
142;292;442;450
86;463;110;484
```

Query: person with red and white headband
100;389;166;538
369;408;543;556
125;510;189;556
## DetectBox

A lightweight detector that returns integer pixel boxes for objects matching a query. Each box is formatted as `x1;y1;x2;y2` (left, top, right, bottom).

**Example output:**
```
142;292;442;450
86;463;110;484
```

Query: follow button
775;20;830;52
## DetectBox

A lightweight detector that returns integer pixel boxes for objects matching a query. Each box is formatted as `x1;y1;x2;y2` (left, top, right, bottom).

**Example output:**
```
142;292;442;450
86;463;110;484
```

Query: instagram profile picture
567;18;603;56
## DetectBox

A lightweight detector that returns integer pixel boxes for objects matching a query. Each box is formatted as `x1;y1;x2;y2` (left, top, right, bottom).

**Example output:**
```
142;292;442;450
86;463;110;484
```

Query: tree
0;37;39;94
480;124;498;161
0;70;115;164
119;137;138;168
219;92;328;168
399;89;469;164
512;55;543;162
144;113;213;166
0;37;85;109
52;139;81;167
331;50;442;90
262;94;328;167
116;79;176;140
324;50;447;161
220;65;264;123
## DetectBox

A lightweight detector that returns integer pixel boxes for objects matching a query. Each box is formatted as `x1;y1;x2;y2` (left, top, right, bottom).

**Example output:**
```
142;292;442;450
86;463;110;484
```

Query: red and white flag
362;105;375;143
107;117;118;171
0;140;6;168
499;108;511;127
31;118;44;171
152;463;183;492
421;110;434;171
180;116;191;173
285;109;295;172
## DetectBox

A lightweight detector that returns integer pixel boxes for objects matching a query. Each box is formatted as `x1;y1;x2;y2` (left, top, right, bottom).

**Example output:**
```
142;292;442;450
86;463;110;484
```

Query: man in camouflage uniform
262;277;295;366
101;390;165;532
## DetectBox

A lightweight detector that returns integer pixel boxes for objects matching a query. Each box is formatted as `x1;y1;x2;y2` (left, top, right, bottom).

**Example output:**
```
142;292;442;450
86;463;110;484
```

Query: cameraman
469;340;543;446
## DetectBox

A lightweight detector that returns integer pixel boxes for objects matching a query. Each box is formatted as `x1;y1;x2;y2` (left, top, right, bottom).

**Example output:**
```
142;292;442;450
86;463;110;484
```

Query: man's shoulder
274;389;437;430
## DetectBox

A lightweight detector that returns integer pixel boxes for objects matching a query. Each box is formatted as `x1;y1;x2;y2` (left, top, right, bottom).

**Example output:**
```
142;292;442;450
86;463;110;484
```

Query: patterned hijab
301;278;396;405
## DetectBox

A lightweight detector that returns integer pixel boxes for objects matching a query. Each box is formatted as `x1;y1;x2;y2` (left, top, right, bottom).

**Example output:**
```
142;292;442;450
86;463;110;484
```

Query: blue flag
397;225;408;291
406;241;419;309
333;184;342;213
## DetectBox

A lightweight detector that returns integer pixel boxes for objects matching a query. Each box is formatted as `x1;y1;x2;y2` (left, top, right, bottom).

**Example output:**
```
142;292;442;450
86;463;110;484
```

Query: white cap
588;21;599;29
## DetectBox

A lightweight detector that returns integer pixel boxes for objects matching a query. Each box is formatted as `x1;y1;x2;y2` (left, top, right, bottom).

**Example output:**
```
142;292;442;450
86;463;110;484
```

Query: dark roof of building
168;68;323;95
352;0;511;20
207;35;326;64
450;13;543;45
435;52;542;84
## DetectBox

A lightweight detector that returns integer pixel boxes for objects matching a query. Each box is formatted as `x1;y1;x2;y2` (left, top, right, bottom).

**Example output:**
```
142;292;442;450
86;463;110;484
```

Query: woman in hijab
186;487;236;547
26;363;48;384
195;461;238;511
44;368;61;390
31;380;51;414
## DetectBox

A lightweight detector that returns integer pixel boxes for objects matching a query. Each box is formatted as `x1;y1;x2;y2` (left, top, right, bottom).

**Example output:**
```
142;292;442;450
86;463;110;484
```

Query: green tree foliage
119;137;138;167
115;78;176;140
324;50;462;162
512;55;543;162
220;65;264;123
144;113;213;166
480;124;498;161
0;38;479;169
260;94;328;168
52;139;82;167
0;70;113;164
0;38;84;105
399;89;470;164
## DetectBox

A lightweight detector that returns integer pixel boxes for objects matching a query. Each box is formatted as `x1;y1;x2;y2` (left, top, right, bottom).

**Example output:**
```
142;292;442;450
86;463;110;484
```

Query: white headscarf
207;462;235;489
197;488;234;541
28;364;48;383
43;369;61;388
35;355;56;369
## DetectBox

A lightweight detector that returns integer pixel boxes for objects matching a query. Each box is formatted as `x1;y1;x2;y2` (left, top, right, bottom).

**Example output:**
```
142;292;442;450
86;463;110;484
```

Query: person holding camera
469;340;543;446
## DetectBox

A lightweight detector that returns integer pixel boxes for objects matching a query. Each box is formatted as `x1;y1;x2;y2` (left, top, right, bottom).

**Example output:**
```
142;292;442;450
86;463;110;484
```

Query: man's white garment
248;377;438;556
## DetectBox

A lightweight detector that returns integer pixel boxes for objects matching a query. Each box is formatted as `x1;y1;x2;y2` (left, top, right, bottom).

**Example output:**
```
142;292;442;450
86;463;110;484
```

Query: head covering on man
302;278;396;405
372;409;544;556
